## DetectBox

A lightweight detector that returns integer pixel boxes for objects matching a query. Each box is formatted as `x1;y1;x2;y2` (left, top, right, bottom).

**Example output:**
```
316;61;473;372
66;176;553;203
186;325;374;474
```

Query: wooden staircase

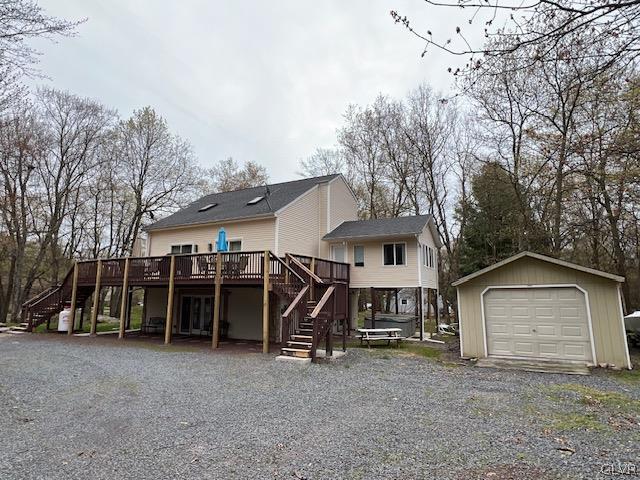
278;255;344;362
22;266;91;332
280;300;316;358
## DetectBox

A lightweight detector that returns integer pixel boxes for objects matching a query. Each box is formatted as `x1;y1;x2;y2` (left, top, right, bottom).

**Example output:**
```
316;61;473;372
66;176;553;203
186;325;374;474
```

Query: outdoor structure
23;174;442;361
453;251;632;370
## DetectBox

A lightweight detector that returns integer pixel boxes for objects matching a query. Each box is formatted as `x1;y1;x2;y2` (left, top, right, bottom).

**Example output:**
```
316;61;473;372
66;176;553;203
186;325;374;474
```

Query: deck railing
25;250;350;341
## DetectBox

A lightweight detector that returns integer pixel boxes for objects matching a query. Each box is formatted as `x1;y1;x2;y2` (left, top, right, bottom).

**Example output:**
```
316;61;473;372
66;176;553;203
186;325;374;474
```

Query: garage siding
457;256;628;368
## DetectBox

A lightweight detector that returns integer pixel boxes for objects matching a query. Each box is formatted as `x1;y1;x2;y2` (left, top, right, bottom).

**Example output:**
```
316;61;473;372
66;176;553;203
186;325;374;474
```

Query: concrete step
475;357;591;375
275;354;311;364
280;347;311;358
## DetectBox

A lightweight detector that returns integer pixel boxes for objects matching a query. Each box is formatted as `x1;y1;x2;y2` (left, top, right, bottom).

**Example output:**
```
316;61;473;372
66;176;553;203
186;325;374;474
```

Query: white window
383;243;405;266
353;245;364;267
170;244;195;254
423;245;436;269
331;244;346;263
228;240;242;252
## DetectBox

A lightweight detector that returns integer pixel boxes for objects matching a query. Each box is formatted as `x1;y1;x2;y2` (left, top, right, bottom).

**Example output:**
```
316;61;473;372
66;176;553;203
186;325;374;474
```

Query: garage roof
451;251;625;286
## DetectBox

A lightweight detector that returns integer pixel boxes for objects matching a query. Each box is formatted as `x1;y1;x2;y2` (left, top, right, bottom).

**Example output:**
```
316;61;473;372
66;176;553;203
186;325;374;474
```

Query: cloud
32;0;475;181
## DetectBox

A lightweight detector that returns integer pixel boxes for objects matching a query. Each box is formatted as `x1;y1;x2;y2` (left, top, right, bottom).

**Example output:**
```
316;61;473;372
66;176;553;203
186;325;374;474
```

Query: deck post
89;260;102;336
118;257;130;339
89;259;102;337
395;288;399;314
67;262;79;336
262;250;270;353
164;255;176;345
212;253;223;348
418;287;424;341
370;287;376;329
309;257;316;301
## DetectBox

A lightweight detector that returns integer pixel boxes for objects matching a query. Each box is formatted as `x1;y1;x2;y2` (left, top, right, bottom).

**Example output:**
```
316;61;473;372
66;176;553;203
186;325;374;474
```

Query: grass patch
612;368;640;384
542;383;640;433
549;383;640;415
397;343;442;358
347;338;442;359
548;412;606;432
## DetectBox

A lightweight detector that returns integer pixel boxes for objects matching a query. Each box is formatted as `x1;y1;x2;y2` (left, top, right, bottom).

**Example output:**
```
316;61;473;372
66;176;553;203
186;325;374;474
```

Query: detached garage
453;252;632;370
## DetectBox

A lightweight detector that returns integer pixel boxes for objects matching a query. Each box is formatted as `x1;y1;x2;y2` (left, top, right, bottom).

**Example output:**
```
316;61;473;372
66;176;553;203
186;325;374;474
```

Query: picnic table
357;328;404;348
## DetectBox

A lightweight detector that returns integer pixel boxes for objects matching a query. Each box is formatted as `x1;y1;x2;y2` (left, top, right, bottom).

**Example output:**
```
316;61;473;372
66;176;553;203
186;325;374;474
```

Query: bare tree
207;157;269;193
299;148;345;178
391;1;640;76
118;106;201;254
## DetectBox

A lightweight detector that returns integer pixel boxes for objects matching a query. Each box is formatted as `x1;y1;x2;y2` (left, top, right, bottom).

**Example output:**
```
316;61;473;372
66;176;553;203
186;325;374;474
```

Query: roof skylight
247;196;264;205
198;203;217;212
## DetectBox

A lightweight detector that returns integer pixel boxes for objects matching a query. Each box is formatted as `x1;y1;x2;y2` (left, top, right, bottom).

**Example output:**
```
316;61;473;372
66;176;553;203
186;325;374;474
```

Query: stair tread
281;347;311;353
287;341;312;347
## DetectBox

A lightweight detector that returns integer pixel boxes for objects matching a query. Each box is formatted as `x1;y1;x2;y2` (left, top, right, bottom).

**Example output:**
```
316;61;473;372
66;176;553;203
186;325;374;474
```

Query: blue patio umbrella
216;228;228;252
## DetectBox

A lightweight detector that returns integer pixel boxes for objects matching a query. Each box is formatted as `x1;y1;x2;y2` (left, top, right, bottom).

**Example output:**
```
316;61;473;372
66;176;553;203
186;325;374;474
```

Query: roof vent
198;203;217;212
247;196;264;205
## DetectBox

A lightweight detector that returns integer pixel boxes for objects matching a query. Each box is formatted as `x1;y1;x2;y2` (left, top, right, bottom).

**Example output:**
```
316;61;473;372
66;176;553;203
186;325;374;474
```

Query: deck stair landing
475;357;591;375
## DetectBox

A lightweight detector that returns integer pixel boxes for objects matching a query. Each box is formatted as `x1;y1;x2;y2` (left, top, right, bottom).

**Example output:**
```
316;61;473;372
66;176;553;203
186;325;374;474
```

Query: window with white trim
228;240;242;252
353;245;364;267
423;245;436;269
170;244;195;254
383;243;405;266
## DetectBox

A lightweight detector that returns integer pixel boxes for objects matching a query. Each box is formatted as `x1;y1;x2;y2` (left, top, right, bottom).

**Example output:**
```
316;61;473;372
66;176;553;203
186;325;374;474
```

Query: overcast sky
32;1;475;182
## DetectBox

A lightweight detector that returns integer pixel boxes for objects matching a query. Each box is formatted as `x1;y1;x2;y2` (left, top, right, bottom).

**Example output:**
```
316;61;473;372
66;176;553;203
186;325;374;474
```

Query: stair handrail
22;285;59;308
281;285;310;319
285;253;324;284
269;252;306;285
309;285;335;319
308;285;336;360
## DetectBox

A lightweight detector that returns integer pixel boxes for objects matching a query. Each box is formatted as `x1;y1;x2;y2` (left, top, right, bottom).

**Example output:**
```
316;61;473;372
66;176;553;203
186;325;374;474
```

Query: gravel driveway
1;334;638;480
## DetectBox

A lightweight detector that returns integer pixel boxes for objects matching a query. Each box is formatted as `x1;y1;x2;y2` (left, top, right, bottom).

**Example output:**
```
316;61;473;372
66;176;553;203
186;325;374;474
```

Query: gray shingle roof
323;215;433;241
145;174;340;231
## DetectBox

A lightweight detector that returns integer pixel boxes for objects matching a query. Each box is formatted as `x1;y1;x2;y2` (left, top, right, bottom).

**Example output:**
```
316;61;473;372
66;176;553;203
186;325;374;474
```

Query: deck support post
418;287;424;341
212;253;223;349
310;258;316;301
118;257;130;339
395;288;399;314
67;262;79;336
370;287;376;329
262;250;270;354
164;255;176;345
89;259;102;336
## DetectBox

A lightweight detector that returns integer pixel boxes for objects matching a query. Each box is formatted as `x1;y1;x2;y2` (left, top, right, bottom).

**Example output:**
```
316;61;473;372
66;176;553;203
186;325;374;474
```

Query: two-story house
24;174;441;361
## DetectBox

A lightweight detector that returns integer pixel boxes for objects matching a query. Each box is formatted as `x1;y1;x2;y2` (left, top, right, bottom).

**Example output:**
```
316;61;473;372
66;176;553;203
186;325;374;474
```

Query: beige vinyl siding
346;236;420;288
457;256;629;368
277;186;321;257
418;224;438;289
318;183;329;258
328;177;358;231
147;218;276;256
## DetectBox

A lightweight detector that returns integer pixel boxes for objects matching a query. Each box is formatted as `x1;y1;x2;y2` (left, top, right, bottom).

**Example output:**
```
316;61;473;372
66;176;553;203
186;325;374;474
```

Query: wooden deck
24;251;350;361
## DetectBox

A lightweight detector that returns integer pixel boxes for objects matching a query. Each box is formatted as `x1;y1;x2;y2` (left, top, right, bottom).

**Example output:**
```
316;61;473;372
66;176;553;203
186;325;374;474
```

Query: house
24;174;442;361
453;251;632;370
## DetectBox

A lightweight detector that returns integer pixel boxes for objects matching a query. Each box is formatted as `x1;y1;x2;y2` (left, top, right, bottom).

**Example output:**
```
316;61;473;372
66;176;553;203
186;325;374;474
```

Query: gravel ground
1;334;638;480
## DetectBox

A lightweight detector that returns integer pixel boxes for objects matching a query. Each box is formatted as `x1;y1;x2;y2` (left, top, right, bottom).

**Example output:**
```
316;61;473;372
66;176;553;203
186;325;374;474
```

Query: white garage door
484;287;593;363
